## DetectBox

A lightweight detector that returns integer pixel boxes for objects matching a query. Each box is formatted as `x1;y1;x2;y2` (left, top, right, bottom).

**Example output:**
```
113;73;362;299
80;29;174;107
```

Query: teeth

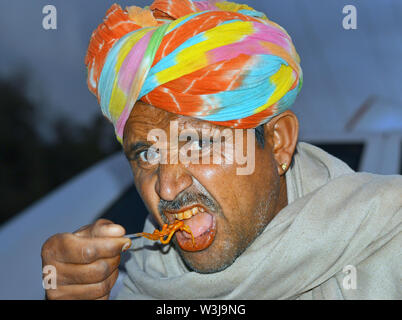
174;207;201;220
183;210;192;219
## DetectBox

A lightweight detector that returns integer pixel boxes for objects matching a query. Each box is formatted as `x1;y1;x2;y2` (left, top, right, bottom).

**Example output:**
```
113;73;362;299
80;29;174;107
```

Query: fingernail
122;241;131;252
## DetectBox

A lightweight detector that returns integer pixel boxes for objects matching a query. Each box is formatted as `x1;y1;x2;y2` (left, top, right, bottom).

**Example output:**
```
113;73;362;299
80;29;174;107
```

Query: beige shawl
117;142;402;299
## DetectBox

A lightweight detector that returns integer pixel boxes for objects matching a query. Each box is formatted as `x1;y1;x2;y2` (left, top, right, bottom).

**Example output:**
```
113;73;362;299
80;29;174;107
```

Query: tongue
183;211;213;238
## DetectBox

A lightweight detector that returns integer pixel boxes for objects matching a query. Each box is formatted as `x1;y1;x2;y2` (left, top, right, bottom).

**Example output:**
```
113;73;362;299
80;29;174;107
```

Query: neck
275;175;288;217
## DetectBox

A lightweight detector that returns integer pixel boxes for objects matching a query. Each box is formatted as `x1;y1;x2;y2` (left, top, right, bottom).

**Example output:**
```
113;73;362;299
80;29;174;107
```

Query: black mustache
158;192;218;213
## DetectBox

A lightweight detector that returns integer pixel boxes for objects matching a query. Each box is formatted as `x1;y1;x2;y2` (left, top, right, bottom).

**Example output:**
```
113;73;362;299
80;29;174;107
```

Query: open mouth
164;204;216;252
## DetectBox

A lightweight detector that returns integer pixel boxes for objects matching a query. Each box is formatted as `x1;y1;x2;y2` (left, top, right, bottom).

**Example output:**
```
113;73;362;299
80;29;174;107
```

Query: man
41;0;401;299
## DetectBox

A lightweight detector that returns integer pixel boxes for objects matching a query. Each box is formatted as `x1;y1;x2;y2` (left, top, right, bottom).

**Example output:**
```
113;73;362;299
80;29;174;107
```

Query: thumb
93;222;126;238
93;221;132;251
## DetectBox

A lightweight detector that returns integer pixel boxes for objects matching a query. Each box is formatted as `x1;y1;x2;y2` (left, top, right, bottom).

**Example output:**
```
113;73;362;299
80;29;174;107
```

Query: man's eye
138;148;160;165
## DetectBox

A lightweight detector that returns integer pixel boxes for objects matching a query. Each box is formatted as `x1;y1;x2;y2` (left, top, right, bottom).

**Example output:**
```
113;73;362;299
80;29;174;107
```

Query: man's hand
41;219;131;300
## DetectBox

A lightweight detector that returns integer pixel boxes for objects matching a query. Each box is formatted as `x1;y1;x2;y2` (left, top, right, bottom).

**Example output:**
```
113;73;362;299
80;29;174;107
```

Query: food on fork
136;220;195;245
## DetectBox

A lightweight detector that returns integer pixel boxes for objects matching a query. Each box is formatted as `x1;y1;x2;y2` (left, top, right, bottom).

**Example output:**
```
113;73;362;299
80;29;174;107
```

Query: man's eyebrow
124;141;150;157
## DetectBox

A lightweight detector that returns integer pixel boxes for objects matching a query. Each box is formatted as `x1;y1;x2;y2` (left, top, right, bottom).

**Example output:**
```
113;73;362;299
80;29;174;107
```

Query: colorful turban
85;0;303;143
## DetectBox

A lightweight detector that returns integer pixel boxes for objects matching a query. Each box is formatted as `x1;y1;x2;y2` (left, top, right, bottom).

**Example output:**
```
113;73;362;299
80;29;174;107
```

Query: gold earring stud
281;163;288;171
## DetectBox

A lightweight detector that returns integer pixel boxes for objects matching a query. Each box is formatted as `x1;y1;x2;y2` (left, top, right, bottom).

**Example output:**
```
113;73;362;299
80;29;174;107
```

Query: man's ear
264;110;299;175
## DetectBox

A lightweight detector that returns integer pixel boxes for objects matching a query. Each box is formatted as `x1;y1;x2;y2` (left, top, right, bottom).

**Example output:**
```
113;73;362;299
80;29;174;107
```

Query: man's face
123;101;287;273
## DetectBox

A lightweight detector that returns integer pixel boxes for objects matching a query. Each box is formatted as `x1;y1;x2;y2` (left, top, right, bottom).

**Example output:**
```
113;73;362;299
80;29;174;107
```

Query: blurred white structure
303;95;402;175
346;96;402;134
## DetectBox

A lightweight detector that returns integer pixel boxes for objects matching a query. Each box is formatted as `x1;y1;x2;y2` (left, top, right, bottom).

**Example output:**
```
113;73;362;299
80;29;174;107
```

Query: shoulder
321;172;402;211
339;172;402;195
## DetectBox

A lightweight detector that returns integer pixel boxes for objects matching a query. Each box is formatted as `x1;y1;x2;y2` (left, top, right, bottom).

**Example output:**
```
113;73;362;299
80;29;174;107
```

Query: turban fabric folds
85;0;303;143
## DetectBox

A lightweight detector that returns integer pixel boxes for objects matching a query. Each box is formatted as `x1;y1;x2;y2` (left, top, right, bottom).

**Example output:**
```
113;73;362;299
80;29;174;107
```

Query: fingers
46;269;119;300
43;233;131;264
73;224;91;235
74;219;126;238
42;219;131;300
54;256;121;285
91;222;126;238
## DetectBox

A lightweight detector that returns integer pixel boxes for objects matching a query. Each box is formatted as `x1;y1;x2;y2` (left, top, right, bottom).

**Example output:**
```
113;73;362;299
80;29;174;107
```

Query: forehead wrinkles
128;112;218;138
124;103;173;144
124;102;237;146
128;108;171;135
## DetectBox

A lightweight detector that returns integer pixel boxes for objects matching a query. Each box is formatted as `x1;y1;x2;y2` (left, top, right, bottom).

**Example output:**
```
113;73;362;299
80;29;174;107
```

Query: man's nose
155;164;193;201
